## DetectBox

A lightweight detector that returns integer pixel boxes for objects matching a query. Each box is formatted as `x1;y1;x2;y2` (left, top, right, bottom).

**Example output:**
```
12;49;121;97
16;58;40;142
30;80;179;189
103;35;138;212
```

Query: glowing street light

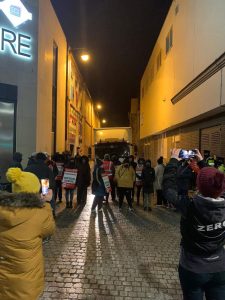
102;119;107;124
69;47;91;63
80;53;90;62
96;104;102;110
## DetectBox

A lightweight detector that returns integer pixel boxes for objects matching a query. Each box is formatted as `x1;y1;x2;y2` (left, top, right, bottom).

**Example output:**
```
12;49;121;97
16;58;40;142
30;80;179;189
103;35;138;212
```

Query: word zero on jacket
197;221;225;232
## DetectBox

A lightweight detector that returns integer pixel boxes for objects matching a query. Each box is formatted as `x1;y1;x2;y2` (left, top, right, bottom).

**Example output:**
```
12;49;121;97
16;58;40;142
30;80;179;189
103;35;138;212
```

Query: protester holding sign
62;158;77;208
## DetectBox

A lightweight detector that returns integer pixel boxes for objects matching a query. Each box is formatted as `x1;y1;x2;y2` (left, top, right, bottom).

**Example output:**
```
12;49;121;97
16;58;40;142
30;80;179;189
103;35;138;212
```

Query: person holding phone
0;168;55;300
163;149;225;300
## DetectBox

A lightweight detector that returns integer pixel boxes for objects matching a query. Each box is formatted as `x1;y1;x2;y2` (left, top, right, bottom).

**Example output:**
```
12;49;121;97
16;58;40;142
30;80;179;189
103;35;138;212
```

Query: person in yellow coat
115;158;136;211
0;168;55;300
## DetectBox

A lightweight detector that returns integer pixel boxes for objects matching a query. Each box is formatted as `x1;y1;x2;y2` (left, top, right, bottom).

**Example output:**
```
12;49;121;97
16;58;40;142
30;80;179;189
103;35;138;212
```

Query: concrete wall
140;0;225;139
37;0;67;154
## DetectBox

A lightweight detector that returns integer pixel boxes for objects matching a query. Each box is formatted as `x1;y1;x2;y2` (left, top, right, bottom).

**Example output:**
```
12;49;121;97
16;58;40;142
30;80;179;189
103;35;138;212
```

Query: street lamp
69;47;91;63
102;119;107;124
96;104;102;110
80;53;90;62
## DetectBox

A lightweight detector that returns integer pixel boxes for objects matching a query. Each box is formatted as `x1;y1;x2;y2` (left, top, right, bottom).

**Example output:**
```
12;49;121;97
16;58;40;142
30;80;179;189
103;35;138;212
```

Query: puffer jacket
0;192;55;300
115;165;135;188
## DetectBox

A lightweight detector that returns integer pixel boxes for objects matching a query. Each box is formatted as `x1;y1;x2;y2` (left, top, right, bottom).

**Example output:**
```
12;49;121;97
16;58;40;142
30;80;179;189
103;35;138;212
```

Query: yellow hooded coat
0;192;55;300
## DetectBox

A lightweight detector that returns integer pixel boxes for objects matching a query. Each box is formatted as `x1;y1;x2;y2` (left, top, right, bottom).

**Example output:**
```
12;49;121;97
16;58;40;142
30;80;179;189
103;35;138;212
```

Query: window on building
166;27;173;54
52;42;58;153
157;51;162;71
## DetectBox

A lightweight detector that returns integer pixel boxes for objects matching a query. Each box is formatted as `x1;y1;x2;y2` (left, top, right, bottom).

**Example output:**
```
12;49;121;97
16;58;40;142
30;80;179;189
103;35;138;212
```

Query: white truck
94;127;133;159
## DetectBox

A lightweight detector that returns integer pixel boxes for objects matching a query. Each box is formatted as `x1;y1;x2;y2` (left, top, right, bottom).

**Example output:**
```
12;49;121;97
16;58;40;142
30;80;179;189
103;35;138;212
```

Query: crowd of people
1;147;225;299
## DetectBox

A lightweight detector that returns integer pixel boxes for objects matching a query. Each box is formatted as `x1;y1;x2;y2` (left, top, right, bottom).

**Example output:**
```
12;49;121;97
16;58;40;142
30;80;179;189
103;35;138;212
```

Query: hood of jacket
193;194;225;224
0;192;43;228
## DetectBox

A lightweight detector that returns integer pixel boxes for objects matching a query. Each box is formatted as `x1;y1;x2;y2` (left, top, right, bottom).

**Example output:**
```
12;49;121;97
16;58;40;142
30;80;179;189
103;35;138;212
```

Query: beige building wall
140;0;225;139
36;0;67;154
67;52;100;158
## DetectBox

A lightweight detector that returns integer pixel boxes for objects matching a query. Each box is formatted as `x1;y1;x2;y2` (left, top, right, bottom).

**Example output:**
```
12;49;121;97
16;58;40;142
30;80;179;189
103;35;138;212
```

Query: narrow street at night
40;192;182;300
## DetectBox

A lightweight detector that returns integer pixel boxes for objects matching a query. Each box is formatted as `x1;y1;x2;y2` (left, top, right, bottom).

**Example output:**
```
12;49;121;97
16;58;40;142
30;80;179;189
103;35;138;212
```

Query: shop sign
0;0;32;59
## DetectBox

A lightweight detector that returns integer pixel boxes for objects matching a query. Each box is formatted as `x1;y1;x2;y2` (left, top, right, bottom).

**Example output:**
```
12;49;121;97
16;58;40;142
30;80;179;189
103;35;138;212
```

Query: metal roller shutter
201;125;221;157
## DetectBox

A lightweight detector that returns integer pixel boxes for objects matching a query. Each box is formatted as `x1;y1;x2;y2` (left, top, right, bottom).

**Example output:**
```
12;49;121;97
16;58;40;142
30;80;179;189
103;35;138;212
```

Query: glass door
0;101;15;183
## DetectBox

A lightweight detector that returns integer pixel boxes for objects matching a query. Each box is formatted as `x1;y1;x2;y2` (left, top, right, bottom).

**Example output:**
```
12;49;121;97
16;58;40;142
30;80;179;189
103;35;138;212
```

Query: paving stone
40;191;182;300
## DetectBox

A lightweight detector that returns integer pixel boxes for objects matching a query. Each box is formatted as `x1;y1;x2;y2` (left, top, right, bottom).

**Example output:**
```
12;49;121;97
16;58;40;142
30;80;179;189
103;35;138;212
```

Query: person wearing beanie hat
197;167;225;198
6;167;41;193
0;168;55;300
162;149;225;299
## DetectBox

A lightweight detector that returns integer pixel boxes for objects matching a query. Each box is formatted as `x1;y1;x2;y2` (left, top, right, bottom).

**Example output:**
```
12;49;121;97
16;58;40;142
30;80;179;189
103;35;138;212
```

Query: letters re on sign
62;168;77;189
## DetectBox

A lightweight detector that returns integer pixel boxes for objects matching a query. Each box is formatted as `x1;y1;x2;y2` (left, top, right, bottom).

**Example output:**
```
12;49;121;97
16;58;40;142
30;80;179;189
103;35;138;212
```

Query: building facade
0;0;99;181
129;98;140;156
67;51;100;157
140;0;225;165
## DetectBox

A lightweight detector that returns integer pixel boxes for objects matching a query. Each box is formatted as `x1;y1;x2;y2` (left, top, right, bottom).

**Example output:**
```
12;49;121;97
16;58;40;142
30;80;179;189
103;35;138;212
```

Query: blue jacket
92;167;106;197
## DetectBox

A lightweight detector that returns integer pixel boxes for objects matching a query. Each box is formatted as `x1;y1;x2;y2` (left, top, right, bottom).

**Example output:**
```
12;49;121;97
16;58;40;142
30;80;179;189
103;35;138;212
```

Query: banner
55;162;64;180
102;174;111;193
62;168;77;189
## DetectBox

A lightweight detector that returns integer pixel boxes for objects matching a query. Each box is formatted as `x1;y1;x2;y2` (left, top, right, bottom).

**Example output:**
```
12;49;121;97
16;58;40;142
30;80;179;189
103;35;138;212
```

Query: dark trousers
156;189;164;205
54;180;62;201
77;186;87;205
91;195;103;211
179;265;225;300
118;187;133;208
136;185;142;205
65;189;75;205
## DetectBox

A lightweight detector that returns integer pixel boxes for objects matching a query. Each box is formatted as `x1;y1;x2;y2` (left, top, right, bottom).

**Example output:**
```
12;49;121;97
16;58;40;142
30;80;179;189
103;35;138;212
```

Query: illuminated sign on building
0;0;32;59
0;0;32;27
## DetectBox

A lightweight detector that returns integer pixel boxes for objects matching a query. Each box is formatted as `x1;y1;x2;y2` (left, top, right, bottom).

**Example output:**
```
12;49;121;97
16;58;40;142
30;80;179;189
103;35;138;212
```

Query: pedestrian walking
76;155;91;206
91;159;106;212
62;158;77;208
154;156;165;206
102;153;115;203
135;158;145;206
128;155;137;201
53;153;64;203
142;160;155;211
115;157;135;211
163;148;225;300
0;168;55;300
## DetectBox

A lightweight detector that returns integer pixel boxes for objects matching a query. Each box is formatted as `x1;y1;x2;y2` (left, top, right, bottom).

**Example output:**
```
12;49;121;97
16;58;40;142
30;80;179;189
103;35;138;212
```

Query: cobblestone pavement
40;191;183;300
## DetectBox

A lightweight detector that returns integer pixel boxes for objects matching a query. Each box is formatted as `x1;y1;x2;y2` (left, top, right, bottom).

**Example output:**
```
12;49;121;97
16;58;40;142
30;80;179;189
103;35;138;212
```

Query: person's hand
41;189;53;202
171;148;182;160
194;149;203;162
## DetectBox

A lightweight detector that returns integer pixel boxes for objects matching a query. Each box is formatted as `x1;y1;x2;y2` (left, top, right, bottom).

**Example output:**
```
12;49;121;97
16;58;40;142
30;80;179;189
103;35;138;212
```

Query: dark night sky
51;0;172;127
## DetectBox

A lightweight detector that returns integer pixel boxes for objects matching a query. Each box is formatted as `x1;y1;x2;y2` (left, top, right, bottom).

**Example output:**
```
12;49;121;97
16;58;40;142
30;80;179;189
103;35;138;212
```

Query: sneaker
128;207;134;212
98;208;103;212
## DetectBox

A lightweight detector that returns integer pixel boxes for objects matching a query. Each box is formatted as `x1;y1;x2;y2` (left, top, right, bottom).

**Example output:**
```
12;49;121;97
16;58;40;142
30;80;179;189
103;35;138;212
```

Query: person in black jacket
142;160;155;211
163;148;225;300
25;152;55;190
25;152;56;216
76;155;91;206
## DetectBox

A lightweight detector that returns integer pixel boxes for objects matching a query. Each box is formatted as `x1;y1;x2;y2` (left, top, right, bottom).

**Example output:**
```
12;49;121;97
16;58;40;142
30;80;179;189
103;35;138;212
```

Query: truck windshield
94;142;130;159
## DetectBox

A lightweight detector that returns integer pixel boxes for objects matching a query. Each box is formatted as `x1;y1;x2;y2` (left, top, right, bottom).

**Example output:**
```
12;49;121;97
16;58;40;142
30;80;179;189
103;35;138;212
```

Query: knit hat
197;167;225;198
6;168;40;193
